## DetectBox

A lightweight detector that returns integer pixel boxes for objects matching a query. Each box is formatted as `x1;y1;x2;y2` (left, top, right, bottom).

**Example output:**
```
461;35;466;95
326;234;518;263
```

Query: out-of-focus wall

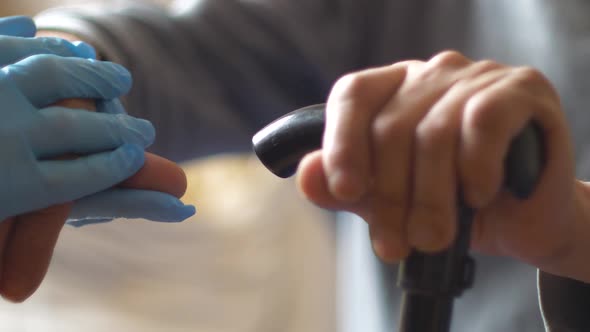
0;0;96;15
0;0;171;16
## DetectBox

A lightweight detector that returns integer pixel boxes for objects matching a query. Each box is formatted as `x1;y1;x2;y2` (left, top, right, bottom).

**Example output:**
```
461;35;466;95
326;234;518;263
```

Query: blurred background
0;2;337;332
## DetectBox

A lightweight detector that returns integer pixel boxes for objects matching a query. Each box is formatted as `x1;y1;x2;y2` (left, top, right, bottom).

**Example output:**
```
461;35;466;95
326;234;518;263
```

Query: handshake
0;16;194;302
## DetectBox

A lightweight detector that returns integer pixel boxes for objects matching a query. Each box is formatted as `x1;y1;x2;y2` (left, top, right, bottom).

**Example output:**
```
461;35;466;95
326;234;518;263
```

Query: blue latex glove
0;16;195;224
0;16;36;37
0;53;163;221
0;16;95;61
67;99;197;226
4;57;194;224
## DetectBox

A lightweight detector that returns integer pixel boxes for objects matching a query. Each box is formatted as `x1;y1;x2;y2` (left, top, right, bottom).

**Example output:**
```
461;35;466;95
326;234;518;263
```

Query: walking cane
252;103;544;332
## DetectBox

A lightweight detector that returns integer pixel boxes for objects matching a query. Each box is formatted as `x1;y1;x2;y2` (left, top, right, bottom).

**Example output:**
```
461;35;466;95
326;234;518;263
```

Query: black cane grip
252;103;544;199
252;104;325;178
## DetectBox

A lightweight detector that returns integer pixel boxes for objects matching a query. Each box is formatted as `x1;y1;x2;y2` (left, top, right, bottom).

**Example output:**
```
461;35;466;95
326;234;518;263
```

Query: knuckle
413;51;467;82
416;117;455;150
511;66;559;101
472;59;503;73
513;66;547;84
464;93;499;132
372;114;412;145
332;72;374;101
428;50;469;68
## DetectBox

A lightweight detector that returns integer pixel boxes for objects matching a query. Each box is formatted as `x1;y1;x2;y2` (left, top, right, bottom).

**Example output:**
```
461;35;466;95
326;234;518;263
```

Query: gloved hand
6;53;195;226
0;16;194;224
66;98;196;226
0;53;160;220
0;16;195;303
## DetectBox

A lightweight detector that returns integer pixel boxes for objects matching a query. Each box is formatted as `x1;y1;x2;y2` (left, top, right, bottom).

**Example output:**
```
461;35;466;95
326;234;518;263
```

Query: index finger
323;62;415;201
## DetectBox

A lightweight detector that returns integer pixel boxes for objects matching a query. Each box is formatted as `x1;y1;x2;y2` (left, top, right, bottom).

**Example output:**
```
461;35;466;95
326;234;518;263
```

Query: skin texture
298;51;590;284
0;96;187;302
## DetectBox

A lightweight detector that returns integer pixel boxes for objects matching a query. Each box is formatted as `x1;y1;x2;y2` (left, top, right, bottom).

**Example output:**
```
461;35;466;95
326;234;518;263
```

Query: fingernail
72;41;97;59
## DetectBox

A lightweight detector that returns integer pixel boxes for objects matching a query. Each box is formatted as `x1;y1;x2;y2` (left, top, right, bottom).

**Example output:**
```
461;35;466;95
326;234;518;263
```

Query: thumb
297;150;365;214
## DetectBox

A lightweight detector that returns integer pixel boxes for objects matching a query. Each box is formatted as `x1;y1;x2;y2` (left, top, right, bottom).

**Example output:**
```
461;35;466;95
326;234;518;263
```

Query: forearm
538;193;590;332
540;186;590;329
544;180;590;282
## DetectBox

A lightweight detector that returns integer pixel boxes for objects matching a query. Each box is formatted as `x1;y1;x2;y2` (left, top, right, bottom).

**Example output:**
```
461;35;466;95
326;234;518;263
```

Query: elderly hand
297;51;589;283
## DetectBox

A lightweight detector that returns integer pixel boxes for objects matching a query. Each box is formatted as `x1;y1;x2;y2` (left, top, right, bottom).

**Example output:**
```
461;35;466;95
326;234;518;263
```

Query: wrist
540;180;590;283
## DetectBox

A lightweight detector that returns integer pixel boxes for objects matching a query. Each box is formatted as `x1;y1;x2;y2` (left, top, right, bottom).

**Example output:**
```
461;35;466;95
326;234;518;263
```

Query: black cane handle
252;103;544;332
252;103;544;197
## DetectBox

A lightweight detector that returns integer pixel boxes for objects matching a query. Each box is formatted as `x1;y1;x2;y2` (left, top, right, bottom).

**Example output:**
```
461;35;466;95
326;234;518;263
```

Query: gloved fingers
69;41;96;59
35;143;145;205
96;98;127;114
3;55;132;107
0;36;94;67
0;78;33;119
0;16;35;37
67;189;195;225
29;108;154;158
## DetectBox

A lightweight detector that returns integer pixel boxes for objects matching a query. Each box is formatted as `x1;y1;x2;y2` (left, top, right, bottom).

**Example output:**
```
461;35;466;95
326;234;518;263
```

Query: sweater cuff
538;270;590;332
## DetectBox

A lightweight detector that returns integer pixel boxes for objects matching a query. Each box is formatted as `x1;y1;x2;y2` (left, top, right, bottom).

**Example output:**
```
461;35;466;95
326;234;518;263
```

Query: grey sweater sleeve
35;0;414;162
538;271;590;332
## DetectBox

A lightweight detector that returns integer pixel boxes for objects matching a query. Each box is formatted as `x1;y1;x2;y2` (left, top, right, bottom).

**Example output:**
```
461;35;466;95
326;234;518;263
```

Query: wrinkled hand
298;51;581;280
